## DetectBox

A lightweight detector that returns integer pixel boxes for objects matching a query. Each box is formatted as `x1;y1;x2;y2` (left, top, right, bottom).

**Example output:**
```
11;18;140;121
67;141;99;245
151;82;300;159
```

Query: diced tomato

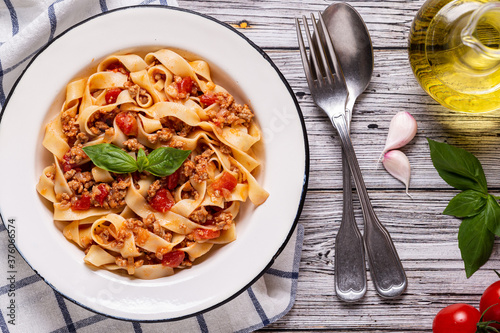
199;93;218;106
212;172;238;192
149;189;175;213
161;250;185;267
166;169;180;190
72;194;91;211
106;62;128;74
177;76;193;95
105;88;122;104
115;112;138;136
193;228;221;241
61;155;74;172
94;184;109;206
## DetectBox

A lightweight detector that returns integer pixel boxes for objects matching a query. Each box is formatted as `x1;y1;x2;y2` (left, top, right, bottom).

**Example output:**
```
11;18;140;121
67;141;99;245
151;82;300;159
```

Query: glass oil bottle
408;0;500;113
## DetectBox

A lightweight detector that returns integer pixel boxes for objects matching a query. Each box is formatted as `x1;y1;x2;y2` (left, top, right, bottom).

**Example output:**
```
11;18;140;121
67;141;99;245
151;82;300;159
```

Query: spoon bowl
322;3;374;114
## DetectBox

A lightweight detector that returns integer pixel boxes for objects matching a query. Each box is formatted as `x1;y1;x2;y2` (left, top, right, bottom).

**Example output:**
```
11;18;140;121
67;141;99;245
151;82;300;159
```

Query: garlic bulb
382;150;412;197
379;111;417;162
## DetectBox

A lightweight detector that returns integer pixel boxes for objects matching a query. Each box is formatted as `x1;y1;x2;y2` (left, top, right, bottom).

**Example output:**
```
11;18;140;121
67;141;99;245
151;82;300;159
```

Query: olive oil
408;0;500;113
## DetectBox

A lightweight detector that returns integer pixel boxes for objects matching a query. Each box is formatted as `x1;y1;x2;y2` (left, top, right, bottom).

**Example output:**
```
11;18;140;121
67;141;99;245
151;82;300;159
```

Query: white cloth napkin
0;1;305;332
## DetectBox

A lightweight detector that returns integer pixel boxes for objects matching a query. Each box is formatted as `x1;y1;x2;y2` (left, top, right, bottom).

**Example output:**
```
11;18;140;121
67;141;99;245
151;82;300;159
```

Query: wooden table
179;0;500;331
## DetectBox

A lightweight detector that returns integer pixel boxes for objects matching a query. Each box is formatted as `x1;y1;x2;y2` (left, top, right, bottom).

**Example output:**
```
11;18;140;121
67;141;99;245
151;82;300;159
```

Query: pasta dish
36;49;269;279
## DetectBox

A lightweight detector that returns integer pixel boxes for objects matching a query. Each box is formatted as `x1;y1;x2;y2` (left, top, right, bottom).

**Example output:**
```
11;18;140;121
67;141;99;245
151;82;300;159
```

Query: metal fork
296;13;407;299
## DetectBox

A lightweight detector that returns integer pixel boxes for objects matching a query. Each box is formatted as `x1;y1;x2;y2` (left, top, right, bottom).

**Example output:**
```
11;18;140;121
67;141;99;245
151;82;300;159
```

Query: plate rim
0;4;310;323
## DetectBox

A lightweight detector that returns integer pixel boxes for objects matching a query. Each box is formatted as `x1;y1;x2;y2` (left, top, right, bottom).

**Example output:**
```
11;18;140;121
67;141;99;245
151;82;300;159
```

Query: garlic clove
382;150;412;197
379;111;417;162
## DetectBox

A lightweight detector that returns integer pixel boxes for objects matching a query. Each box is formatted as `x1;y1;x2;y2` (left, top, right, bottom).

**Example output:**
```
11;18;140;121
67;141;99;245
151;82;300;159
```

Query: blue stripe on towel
53;290;76;333
52;314;106;333
0;310;9;333
3;0;19;36
0;57;5;107
132;322;142;333
247;287;269;326
99;0;108;12
48;0;65;42
196;314;209;333
0;274;41;296
265;268;299;279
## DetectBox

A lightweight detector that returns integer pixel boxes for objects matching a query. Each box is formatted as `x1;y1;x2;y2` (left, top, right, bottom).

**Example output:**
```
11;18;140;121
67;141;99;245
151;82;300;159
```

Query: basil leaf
443;190;487;218
82;143;138;174
484;195;500;236
427;138;488;193
458;212;495;278
145;147;191;177
136;148;149;173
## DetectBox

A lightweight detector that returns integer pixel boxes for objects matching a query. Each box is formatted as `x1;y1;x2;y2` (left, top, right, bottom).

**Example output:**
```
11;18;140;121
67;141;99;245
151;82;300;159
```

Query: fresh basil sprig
428;138;500;278
82;143;191;177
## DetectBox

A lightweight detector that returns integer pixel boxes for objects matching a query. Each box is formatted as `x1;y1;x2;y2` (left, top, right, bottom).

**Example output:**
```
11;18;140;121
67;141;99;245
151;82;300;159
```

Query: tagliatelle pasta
37;49;269;279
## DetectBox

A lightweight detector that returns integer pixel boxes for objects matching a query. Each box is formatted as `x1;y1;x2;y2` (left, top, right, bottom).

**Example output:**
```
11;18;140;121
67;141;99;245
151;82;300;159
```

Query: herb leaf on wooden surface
428;139;499;278
427;138;488;194
458;212;495;279
443;190;487;218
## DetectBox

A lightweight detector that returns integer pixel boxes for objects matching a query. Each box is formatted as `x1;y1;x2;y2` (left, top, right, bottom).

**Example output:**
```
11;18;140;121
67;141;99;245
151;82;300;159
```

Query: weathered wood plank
175;1;500;332
262;49;500;191
177;0;424;49
265;190;500;331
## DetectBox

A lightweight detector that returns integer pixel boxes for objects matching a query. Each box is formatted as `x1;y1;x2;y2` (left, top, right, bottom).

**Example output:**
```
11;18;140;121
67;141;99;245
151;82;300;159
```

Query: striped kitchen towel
0;1;305;332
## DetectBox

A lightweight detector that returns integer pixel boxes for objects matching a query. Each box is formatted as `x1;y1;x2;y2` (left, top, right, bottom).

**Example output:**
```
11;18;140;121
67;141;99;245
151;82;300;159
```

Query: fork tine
295;18;314;89
317;12;345;81
310;13;333;86
301;15;323;81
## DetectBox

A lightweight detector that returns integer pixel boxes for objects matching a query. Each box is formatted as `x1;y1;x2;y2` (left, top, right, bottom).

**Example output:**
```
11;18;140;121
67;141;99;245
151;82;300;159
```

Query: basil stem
136;148;149;173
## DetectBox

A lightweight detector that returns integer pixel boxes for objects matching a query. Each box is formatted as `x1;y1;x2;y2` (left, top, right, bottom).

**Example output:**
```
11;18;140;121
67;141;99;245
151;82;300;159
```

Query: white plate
0;6;308;321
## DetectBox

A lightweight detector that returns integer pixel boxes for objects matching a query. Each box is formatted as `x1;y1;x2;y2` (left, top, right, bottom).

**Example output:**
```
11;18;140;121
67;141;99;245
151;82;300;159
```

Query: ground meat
165;82;179;99
160;116;192;137
61;109;79;139
147;133;158;144
75;132;89;145
115;256;127;267
124;81;140;99
45;167;56;180
143;213;172;242
191;149;213;183
87;109;118;135
180;182;199;200
181;159;196;178
206;92;255;128
146;180;164;201
181;258;193;267
123;138;145;152
189;206;208;224
64;169;76;180
104;178;130;209
168;139;185;149
214;212;233;231
157;128;174;142
63;145;87;166
55;193;72;210
68;171;94;194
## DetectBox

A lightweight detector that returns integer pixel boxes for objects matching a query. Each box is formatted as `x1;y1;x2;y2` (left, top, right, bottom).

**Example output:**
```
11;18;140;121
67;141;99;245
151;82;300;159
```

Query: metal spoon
322;3;407;299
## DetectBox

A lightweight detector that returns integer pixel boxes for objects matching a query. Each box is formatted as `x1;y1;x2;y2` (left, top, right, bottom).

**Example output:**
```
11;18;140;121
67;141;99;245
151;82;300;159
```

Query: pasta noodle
37;49;269;279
